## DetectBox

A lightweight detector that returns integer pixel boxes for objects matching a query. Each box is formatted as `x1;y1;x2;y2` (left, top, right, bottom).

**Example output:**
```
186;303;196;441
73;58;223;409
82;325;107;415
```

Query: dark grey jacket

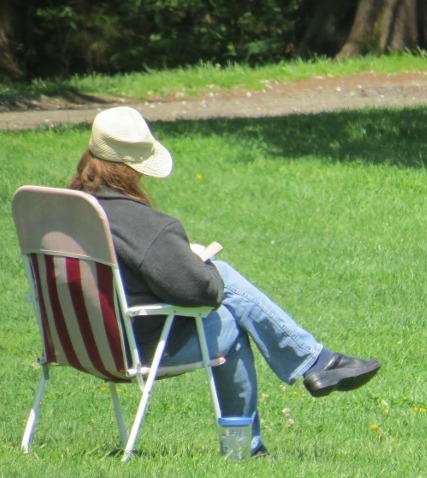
95;186;224;361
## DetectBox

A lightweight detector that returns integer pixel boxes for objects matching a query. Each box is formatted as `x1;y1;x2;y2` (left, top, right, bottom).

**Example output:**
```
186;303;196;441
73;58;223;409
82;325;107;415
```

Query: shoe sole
304;361;380;398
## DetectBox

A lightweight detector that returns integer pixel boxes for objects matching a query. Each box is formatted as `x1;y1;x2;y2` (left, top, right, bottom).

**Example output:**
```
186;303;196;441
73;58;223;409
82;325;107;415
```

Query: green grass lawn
1;51;426;103
1;60;427;477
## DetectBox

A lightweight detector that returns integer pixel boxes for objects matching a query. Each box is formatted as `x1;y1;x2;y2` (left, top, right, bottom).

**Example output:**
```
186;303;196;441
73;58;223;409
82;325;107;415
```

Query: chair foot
122;450;133;463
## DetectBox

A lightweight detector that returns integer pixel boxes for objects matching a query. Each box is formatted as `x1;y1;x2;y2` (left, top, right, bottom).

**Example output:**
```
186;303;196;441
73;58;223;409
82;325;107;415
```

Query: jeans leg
210;328;262;450
213;260;322;384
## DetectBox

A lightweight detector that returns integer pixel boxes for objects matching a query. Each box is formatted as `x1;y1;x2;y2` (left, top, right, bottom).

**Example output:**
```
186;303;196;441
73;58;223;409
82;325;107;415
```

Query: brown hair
67;149;152;205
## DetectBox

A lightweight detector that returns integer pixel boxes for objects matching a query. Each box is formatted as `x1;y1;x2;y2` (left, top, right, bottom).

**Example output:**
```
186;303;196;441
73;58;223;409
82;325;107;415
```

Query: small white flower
287;418;295;428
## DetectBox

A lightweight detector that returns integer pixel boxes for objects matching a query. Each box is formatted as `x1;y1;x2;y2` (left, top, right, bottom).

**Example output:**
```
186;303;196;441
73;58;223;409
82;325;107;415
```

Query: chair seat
135;356;226;379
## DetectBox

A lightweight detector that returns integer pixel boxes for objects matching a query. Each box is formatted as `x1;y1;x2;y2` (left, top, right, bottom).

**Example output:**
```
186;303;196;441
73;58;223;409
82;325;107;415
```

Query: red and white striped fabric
30;253;129;382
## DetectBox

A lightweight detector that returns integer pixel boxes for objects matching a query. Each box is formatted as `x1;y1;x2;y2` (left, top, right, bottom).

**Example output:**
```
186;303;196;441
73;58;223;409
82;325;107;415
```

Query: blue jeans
161;260;322;452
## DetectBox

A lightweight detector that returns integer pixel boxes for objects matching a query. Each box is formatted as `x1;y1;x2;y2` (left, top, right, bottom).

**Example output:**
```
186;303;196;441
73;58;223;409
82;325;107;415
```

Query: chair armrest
127;303;214;318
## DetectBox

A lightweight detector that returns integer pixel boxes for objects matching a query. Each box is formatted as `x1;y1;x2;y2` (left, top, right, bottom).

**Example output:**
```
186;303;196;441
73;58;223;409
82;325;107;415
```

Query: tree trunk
338;0;419;58
417;0;427;48
337;0;385;57
0;0;21;79
298;0;426;59
297;0;356;57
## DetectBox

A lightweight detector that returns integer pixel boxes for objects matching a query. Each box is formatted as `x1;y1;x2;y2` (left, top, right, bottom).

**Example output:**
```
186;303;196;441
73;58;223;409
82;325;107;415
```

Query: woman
68;106;380;457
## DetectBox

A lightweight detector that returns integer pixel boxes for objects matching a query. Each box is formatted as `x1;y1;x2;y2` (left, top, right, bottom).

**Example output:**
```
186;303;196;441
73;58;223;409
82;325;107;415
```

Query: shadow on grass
0;85;117;109
155;106;427;169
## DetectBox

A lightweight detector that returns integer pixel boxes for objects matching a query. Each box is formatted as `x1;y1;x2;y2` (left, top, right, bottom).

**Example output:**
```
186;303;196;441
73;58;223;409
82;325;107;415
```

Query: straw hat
89;106;173;178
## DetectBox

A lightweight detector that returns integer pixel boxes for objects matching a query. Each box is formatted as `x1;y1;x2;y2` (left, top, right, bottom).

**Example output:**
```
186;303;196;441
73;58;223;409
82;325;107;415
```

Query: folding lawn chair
12;185;223;462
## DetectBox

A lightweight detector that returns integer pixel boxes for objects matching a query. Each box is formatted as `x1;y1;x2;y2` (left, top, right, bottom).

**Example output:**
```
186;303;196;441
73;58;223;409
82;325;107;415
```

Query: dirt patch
1;72;427;130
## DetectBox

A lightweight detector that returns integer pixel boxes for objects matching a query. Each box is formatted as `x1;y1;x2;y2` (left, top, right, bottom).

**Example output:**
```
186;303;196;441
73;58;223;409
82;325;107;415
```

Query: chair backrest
12;186;133;382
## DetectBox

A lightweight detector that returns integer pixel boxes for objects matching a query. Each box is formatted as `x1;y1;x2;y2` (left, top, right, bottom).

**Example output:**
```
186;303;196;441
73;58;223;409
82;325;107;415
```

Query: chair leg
109;382;128;447
195;316;221;420
21;364;49;454
121;314;175;462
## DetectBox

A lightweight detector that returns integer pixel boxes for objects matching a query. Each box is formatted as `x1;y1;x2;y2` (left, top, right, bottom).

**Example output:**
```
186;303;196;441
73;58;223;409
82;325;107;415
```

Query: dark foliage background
2;0;426;79
22;0;302;77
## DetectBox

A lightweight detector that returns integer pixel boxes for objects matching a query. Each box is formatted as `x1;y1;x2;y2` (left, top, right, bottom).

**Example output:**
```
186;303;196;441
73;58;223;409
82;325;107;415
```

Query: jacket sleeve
139;220;224;308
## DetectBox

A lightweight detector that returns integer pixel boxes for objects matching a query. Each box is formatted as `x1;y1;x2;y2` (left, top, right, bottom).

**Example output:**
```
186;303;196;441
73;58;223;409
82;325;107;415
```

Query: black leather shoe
303;353;380;397
251;444;269;458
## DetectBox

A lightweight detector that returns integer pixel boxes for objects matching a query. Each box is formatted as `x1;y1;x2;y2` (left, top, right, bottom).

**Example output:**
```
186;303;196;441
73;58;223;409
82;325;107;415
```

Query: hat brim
122;140;173;178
